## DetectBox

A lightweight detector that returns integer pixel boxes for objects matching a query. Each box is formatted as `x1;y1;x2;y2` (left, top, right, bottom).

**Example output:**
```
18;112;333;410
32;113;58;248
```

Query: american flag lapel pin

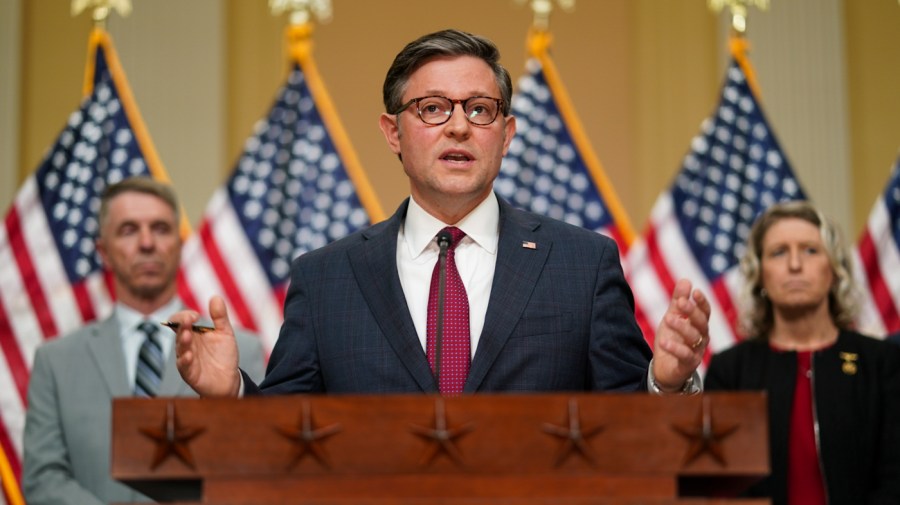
522;241;537;250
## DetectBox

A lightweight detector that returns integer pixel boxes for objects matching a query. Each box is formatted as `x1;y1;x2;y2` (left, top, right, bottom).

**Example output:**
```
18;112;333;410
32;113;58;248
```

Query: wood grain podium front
111;393;769;504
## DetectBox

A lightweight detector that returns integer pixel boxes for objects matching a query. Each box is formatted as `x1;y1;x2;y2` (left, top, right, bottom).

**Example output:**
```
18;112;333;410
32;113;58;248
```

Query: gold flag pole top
708;0;769;34
71;0;132;27
271;0;332;63
270;0;332;27
709;0;766;99
514;0;575;32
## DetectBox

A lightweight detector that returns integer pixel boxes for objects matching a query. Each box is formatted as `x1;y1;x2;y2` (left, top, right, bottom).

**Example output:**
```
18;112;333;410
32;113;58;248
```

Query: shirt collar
404;192;500;258
115;297;183;333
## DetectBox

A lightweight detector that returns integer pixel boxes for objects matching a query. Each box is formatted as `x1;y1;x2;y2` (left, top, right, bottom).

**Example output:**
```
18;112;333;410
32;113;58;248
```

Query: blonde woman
705;201;900;505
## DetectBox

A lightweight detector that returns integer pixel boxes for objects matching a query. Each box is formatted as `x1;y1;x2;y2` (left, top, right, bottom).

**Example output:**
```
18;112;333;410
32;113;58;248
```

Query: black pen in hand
161;321;215;334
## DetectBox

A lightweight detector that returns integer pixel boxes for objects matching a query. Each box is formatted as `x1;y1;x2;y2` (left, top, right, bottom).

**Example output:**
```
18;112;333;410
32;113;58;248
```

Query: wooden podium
111;393;769;504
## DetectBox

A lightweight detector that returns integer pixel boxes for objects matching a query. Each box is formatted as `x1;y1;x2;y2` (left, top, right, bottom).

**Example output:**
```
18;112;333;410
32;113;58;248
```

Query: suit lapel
87;306;195;398
348;199;437;392
86;316;132;397
466;200;550;392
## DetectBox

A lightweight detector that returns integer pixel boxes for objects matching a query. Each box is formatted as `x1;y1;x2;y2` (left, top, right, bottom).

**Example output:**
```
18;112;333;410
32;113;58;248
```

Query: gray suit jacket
23;312;265;505
247;195;651;395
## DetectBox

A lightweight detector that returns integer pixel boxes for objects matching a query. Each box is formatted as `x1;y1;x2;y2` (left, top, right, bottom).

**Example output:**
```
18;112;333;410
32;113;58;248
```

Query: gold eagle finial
708;0;769;34
514;0;576;32
269;0;332;26
71;0;132;26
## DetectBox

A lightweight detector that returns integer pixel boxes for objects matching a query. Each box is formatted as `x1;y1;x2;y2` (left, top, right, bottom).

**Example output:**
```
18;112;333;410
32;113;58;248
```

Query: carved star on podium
138;402;205;470
541;398;604;467
276;401;342;469
672;395;739;466
409;398;475;467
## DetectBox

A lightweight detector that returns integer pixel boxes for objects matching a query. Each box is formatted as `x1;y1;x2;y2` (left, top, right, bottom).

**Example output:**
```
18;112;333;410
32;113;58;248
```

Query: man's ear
501;115;517;157
379;113;402;156
95;237;109;268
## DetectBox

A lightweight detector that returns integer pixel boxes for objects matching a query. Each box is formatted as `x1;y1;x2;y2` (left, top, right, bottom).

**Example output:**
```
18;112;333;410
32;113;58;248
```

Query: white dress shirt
116;298;181;388
397;193;500;358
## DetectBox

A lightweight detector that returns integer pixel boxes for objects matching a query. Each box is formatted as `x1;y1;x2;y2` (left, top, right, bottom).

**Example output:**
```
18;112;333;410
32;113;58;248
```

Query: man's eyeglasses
394;95;504;126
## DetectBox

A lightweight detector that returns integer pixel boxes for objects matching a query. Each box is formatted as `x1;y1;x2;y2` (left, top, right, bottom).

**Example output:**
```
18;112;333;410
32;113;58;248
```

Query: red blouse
786;350;827;505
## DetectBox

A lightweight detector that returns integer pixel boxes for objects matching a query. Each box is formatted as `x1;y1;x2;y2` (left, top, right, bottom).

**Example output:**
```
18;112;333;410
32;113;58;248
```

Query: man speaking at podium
172;29;709;398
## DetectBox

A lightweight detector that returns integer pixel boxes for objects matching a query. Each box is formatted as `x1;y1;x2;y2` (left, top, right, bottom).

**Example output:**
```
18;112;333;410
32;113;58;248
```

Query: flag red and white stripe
853;153;900;337
625;37;806;361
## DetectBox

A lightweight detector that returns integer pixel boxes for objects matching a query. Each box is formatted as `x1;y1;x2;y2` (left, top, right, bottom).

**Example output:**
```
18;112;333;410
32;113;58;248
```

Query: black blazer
246;195;652;394
705;330;900;505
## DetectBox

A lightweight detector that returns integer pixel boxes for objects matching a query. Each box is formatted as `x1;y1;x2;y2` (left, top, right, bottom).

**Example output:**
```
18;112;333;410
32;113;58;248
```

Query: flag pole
177;0;386;343
0;444;24;505
515;0;636;246
73;0;192;240
708;0;769;98
271;0;385;222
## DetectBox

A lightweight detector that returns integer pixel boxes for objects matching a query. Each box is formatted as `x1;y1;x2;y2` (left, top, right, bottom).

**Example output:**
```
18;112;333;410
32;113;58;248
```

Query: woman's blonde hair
738;200;858;339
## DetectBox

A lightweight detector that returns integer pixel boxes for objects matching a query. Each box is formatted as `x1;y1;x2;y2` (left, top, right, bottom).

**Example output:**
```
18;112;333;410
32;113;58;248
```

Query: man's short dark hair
383;29;513;117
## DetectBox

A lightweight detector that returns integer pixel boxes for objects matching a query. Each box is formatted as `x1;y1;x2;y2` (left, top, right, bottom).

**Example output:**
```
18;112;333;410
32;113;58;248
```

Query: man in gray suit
22;177;265;505
173;29;710;398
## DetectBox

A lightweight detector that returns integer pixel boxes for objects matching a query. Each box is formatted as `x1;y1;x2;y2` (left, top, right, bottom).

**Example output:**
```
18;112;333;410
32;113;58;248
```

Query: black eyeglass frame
393;95;505;126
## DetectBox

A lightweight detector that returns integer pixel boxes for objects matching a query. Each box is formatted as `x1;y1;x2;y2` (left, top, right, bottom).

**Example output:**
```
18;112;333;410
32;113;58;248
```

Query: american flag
853;153;900;337
0;28;171;500
180;26;384;351
624;37;806;355
496;30;635;254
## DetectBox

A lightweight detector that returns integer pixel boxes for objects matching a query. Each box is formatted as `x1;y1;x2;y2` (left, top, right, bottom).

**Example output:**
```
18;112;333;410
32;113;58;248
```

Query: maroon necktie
426;227;470;395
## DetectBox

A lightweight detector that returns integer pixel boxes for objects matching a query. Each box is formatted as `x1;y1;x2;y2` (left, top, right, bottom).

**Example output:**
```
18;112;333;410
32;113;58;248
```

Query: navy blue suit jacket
246;195;651;394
